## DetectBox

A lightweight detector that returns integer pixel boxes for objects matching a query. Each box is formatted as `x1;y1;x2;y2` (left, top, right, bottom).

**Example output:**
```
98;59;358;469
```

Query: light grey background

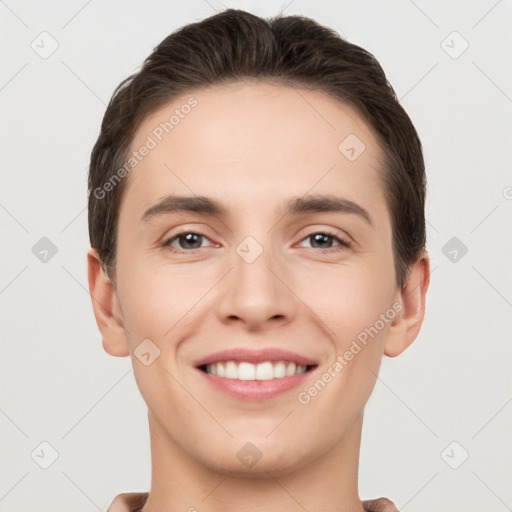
1;1;511;511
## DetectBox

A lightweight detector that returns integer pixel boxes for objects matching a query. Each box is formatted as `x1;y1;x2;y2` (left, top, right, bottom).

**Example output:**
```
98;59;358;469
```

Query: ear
384;250;430;357
87;248;130;357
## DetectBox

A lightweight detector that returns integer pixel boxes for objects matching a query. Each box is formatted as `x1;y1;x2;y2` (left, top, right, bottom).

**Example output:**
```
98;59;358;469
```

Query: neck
142;410;366;512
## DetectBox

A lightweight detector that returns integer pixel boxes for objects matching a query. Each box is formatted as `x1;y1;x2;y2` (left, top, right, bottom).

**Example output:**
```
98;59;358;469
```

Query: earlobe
87;248;130;357
384;251;430;358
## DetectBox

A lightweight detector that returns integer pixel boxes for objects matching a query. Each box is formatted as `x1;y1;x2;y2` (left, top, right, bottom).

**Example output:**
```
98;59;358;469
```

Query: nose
216;238;298;331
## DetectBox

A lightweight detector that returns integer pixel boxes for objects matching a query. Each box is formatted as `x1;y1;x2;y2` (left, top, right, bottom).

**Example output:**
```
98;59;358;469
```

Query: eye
297;230;351;252
162;230;215;253
162;229;351;254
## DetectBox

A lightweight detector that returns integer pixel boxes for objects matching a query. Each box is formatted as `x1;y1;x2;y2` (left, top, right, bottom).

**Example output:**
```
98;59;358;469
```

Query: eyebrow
140;194;373;228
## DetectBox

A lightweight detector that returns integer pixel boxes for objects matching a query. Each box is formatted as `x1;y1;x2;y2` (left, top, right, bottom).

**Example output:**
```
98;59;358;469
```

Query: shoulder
106;492;149;512
105;492;397;512
362;497;400;512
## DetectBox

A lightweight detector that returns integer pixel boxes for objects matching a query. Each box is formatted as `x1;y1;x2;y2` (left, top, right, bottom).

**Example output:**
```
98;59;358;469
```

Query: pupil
181;233;201;249
312;233;331;248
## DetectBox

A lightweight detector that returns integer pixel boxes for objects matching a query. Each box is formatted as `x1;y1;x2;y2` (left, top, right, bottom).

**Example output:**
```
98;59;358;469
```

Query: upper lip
193;348;318;368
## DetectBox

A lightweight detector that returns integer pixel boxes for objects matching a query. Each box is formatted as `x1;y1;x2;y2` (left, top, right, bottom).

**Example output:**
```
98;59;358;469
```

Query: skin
88;81;429;512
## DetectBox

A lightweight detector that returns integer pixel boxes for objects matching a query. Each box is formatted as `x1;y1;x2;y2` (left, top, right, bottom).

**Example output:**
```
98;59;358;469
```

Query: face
109;81;406;475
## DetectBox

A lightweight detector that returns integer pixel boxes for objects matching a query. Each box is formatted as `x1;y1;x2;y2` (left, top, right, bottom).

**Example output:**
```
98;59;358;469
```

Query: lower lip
197;367;315;401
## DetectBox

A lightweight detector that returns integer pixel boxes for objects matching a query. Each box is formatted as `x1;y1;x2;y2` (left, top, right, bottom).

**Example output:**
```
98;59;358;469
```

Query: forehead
120;80;388;226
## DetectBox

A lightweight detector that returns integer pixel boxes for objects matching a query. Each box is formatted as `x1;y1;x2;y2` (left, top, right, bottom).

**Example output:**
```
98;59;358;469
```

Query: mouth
197;360;316;380
193;348;319;401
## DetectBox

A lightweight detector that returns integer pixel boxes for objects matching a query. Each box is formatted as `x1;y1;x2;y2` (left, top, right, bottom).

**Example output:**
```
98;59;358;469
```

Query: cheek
115;245;193;337
306;264;396;399
115;256;221;384
294;256;396;340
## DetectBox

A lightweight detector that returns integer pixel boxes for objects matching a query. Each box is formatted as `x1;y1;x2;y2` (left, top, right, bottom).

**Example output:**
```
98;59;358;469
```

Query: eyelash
162;229;351;254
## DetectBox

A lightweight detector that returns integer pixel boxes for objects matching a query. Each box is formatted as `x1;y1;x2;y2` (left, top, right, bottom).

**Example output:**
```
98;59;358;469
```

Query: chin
195;437;314;478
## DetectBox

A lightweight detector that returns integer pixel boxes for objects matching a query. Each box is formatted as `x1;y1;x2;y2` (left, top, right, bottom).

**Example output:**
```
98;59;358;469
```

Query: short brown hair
88;8;426;288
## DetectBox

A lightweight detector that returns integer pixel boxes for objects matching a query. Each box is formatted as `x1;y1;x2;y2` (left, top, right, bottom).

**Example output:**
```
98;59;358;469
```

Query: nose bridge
230;209;278;274
232;232;280;294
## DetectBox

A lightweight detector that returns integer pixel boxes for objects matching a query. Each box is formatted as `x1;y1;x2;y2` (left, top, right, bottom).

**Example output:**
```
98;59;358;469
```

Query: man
87;9;429;512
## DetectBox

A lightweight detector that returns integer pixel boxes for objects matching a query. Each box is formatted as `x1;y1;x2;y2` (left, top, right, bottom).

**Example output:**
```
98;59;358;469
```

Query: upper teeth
205;361;307;380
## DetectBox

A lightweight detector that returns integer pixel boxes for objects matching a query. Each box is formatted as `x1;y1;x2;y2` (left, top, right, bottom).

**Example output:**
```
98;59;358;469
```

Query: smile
201;360;312;380
194;347;318;400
